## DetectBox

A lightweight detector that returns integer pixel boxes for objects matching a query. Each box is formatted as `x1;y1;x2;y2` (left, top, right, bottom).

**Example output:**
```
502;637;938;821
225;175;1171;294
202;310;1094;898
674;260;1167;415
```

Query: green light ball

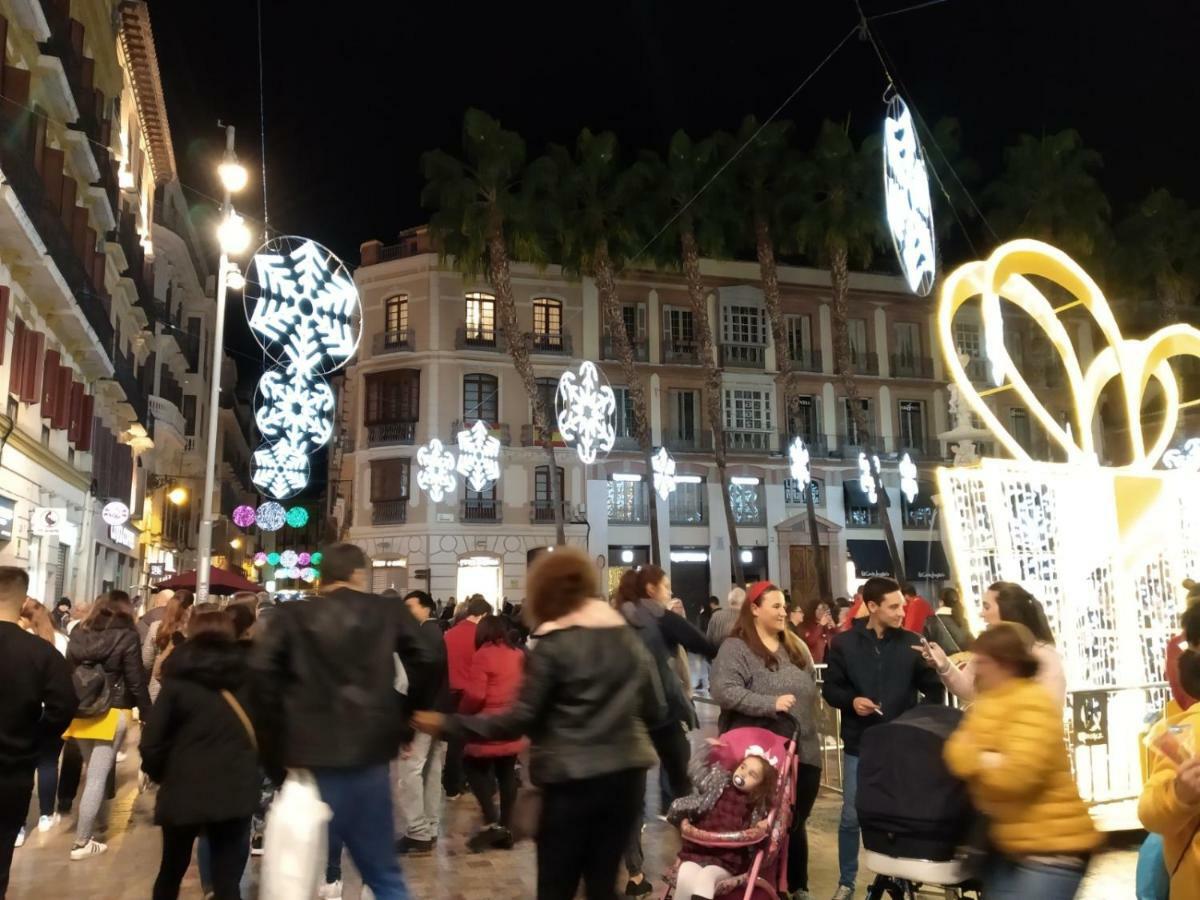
286;506;309;528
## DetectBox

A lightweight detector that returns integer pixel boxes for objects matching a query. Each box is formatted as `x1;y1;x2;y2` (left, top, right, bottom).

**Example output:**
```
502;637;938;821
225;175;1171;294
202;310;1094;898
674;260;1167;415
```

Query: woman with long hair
945;623;1099;898
143;590;194;702
710;582;823;897
922;581;1065;707
64;592;151;860
800;597;837;664
923;587;974;656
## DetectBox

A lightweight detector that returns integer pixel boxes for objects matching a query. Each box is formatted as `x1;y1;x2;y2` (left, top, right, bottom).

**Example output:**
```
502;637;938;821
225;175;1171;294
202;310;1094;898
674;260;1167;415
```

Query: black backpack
72;661;114;718
856;704;973;862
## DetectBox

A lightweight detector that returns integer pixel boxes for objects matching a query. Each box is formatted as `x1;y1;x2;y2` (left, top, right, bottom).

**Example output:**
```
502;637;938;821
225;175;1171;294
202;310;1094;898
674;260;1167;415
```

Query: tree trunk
681;226;743;587
593;242;661;567
486;225;565;545
758;215;828;601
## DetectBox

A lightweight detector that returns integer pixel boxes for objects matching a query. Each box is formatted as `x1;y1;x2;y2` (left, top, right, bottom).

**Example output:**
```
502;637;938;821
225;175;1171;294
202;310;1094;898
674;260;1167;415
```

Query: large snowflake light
883;94;936;297
858;452;881;505
243;236;361;499
456;421;501;492
417;438;457;502
651;447;677;501
787;437;811;488
556;361;616;465
899;452;919;503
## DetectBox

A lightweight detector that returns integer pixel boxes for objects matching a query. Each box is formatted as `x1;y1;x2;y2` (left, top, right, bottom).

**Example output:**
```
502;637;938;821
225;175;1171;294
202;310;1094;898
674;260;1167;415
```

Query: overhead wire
255;0;269;228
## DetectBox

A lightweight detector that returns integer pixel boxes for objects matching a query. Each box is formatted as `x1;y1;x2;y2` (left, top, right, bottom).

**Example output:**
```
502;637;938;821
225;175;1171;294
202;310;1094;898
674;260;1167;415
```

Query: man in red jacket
441;595;491;798
901;583;933;634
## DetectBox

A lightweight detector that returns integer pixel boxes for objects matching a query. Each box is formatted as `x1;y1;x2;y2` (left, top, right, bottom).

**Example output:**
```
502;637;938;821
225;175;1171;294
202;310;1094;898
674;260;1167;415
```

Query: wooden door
789;544;829;605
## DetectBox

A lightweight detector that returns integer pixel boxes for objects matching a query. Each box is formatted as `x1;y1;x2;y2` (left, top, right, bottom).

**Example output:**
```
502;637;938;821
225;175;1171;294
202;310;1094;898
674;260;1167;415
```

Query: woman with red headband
710;581;822;899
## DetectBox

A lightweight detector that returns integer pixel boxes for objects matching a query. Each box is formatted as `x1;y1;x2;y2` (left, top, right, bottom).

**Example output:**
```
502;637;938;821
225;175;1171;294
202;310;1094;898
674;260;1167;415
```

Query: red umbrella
152;567;262;595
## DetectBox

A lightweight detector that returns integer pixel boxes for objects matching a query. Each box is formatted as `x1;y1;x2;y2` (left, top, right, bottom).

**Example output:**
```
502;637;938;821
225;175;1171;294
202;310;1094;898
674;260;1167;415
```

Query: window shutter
67;380;84;442
52;365;72;430
77;393;94;451
20;329;44;403
41;348;60;416
0;286;8;363
42;147;65;209
10;317;26;397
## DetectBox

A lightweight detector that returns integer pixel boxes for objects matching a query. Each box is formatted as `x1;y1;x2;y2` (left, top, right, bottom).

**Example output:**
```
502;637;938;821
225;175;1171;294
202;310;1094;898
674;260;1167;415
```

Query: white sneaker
70;839;108;860
318;881;343;899
38;814;61;833
13;828;25;848
830;888;854;900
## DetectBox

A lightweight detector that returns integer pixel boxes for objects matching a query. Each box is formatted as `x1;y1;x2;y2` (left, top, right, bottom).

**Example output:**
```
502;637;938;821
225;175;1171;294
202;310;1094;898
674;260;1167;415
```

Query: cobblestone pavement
8;704;1140;899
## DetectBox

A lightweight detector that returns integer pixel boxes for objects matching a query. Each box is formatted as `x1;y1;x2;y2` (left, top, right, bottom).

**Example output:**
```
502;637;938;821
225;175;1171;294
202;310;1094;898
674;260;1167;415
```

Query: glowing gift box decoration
935;239;1200;815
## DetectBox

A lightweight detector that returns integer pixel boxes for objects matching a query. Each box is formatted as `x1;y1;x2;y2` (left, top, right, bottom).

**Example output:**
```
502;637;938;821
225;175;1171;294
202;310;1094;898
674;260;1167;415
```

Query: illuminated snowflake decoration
255;502;286;532
556;361;616;465
286;506;310;528
252;441;311;500
787;437;811;488
651;447;678;501
232;505;257;529
1162;438;1200;471
279;550;299;569
456;421;501;492
899;453;919;503
858;453;881;505
883;95;936;297
417;438;457;502
255;370;335;451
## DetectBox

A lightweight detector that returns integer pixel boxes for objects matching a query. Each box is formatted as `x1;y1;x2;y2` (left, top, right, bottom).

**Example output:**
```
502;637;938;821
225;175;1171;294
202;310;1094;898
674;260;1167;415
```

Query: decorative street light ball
232;505;257;529
267;552;281;566
310;551;322;565
253;551;267;567
255;501;286;532
286;506;310;528
297;552;311;566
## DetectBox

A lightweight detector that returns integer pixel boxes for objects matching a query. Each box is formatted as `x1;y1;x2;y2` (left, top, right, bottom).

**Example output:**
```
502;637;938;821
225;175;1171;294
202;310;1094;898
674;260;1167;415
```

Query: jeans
154;818;250;900
56;738;83;813
76;711;127;843
465;755;518;828
197;819;251;895
788;763;823;892
0;767;34;897
538;768;645;900
35;738;63;818
984;856;1088;900
442;691;466;796
396;733;446;840
326;835;344;884
837;752;860;888
314;765;409;900
688;653;710;689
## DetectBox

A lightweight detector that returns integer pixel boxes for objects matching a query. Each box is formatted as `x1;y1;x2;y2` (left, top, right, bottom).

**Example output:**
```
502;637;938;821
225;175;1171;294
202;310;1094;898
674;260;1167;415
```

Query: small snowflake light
787;437;811;488
417;438;457;502
253;551;267;567
651;447;678;501
286;506;310;528
279;550;299;569
899;453;919;503
556;361;616;464
883;94;936;297
456;420;501;492
232;505;257;529
254;370;335;451
858;453;881;505
297;552;311;566
255;501;286;532
252;440;311;500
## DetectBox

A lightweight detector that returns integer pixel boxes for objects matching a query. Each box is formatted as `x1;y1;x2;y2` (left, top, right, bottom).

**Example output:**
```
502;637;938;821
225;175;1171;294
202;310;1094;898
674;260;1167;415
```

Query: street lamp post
196;125;249;603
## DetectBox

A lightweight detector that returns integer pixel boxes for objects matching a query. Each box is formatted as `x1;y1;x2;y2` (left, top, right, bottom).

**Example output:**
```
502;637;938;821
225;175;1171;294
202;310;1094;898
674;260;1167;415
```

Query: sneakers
317;880;343;899
624;877;653;897
38;813;61;833
70;839;107;860
250;833;264;857
13;828;25;848
830;887;854;900
396;835;436;854
466;824;512;853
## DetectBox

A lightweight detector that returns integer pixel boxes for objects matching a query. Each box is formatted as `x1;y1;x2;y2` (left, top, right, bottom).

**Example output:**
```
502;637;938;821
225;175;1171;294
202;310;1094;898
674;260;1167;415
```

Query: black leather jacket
67;619;151;719
446;614;664;785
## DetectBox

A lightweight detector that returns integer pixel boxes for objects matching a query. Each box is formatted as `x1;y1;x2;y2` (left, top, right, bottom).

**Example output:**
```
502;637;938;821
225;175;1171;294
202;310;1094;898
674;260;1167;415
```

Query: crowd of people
1;551;1198;900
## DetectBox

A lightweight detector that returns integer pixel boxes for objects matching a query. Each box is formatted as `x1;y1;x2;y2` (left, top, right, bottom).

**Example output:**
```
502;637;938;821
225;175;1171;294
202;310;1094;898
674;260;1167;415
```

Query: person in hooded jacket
140;609;260;900
63;592;151;861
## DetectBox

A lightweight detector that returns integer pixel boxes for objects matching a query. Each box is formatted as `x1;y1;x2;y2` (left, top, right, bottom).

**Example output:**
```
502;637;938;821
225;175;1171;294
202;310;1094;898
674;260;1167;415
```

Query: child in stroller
665;727;796;900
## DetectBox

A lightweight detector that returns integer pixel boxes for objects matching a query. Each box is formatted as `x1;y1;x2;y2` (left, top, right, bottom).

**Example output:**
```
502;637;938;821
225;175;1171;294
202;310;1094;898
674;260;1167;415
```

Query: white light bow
556;361;616;465
787;437;811;488
883;95;936;297
416;438;457;502
651;447;678;501
899;453;919;503
858;452;881;505
456;420;501;492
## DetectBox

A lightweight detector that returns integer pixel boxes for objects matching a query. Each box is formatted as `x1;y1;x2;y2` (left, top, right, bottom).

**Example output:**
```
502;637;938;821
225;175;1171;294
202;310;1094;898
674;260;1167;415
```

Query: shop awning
847;539;894;578
903;540;951;580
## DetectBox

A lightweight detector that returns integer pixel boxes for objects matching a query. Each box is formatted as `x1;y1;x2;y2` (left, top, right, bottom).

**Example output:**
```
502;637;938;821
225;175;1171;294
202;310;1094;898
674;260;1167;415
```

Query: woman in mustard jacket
1139;603;1200;900
944;623;1100;899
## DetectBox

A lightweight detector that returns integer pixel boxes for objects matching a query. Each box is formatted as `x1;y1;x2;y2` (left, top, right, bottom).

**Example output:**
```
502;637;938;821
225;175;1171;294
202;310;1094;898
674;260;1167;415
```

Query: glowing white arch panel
883;94;936;297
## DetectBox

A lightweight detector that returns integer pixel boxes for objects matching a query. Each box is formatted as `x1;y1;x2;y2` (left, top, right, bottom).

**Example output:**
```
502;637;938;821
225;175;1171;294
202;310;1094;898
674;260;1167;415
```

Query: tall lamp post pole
196;125;249;602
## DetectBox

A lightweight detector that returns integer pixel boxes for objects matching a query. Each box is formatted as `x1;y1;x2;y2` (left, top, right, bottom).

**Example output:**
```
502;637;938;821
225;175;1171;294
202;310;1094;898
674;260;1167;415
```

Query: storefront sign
109;524;137;550
31;507;67;537
0;496;14;541
148;562;165;578
101;501;130;526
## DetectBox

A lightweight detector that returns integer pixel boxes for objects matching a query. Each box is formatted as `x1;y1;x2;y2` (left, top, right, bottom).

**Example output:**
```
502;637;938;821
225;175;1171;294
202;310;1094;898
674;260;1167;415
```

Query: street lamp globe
218;160;248;193
217;213;251;255
226;267;246;291
167;486;188;506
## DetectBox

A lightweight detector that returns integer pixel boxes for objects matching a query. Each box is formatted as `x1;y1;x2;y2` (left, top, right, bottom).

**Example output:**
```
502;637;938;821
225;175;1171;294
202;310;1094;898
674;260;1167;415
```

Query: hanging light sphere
279;550;299;569
232;505;257;529
253;551;267;567
255;502;286;532
297;552;311;566
300;566;316;582
266;552;281;566
286;506;310;528
310;551;323;566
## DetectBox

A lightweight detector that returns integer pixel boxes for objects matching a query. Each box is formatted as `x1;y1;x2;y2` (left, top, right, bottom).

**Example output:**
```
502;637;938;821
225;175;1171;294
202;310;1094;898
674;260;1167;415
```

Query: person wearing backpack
64;592;151;860
140;608;260;900
0;568;77;896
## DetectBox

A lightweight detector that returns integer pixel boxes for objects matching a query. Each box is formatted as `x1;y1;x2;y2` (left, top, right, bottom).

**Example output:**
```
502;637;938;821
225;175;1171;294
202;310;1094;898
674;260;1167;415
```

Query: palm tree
422;109;565;544
1115;189;1200;327
638;130;748;586
726;116;828;598
793;120;904;582
547;129;663;565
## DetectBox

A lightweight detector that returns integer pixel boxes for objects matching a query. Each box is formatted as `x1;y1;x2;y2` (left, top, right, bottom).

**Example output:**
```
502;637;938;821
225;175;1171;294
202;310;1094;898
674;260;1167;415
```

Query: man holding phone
821;577;946;899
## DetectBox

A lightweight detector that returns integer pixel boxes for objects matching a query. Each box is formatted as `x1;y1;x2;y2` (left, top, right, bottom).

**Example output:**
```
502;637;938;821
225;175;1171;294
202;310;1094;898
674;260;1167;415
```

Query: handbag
260;770;332;900
220;690;258;751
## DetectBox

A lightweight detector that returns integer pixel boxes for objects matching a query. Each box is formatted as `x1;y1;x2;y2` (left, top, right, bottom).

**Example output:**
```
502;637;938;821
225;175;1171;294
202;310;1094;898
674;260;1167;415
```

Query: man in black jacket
0;567;77;895
821;576;945;900
251;544;434;900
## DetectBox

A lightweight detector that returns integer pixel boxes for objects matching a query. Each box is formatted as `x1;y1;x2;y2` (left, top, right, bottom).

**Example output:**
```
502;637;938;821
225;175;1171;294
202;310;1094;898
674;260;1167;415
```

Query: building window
954;323;981;358
669;479;706;525
722;305;765;345
613;387;637;438
370;458;410;524
533;377;557;426
620;302;647;340
903;481;936;529
607;478;647;523
893;322;921;366
841;398;873;446
534;465;564;504
532;298;562;344
1009;408;1031;449
463;483;498;521
384;295;409;341
844;482;879;527
464;292;496;344
847;318;869;363
729;482;765;526
787;395;820;442
463;373;499;424
897;400;926;452
723;388;772;433
784;477;823;506
664;307;695;351
786;314;812;360
667;389;699;442
41;425;50;446
182;395;197;436
364;369;420;424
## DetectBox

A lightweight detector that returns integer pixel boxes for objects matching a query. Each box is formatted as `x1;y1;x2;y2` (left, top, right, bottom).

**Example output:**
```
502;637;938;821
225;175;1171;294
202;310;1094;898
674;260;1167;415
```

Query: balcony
849;352;880;376
372;500;408;525
520;424;567;447
148;395;185;447
723;430;776;454
449;421;511;445
719;342;766;369
529;500;566;524
790;349;823;373
527;330;572;355
367;421;417;447
373;329;414;354
780;432;830;457
833;432;873;457
963;357;989;383
890;355;935;379
612;434;642;451
456;326;506;352
662;337;700;365
664;431;713;454
461;498;501;523
601;336;649;362
896;436;932;458
113;354;147;424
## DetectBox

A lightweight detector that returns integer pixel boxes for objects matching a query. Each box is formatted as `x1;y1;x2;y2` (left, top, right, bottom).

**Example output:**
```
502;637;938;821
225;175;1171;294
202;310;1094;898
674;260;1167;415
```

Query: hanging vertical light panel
882;93;936;297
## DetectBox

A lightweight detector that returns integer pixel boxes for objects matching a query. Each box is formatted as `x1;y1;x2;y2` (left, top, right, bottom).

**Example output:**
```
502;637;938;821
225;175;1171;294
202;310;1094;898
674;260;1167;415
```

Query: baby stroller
855;705;982;899
663;727;801;900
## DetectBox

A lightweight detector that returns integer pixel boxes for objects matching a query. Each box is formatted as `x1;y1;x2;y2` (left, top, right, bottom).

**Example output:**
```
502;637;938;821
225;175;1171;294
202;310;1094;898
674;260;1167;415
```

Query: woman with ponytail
922;581;1066;708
